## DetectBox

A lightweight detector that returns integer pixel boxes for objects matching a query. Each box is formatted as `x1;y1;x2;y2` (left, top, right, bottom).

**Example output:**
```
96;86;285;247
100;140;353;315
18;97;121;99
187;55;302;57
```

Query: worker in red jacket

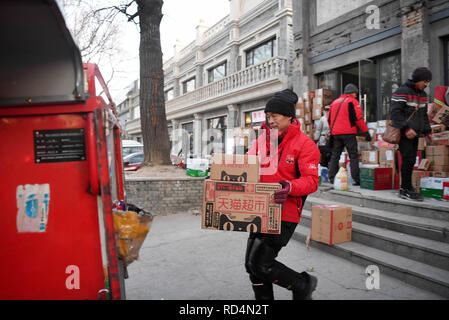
327;84;371;186
245;89;320;300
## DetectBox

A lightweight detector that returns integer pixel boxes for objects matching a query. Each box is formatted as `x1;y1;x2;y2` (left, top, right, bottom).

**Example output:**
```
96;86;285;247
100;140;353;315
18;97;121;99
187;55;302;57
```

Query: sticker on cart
16;184;50;233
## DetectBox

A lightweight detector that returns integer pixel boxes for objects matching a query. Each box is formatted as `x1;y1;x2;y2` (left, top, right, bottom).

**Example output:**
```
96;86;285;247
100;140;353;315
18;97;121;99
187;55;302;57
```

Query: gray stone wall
239;3;279;38
125;177;205;216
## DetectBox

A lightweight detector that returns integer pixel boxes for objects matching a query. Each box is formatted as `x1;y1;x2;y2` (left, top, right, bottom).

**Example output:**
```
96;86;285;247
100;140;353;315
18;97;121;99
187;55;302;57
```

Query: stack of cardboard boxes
357;120;399;190
202;154;282;234
412;145;449;199
295;89;334;140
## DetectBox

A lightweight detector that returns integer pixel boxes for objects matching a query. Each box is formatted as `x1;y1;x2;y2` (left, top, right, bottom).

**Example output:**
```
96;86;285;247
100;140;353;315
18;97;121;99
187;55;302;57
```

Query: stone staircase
293;185;449;298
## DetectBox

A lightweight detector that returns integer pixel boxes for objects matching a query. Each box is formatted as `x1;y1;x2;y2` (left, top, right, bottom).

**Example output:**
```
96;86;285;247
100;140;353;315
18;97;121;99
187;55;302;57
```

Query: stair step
305;196;449;243
293;223;449;298
314;184;449;222
300;209;449;271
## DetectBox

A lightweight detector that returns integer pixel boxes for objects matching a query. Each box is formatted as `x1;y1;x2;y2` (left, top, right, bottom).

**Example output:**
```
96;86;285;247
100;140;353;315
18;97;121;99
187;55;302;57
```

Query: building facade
117;79;141;142
118;0;295;157
165;0;296;158
291;0;449;123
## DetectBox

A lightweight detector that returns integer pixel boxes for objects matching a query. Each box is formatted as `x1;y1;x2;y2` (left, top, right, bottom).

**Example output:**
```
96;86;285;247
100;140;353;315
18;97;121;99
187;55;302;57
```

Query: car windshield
127;153;143;164
122;146;143;158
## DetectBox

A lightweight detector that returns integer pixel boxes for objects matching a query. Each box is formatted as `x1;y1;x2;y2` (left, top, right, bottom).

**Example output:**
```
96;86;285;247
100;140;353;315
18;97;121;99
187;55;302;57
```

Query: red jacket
247;119;320;223
328;94;368;135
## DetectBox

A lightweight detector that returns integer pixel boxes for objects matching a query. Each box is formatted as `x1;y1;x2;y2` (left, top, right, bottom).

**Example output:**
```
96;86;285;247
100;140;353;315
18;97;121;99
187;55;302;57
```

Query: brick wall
124;177;205;216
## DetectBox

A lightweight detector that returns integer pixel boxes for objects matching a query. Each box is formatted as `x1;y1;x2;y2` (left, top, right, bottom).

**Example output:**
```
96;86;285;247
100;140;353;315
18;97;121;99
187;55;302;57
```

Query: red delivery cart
0;0;127;299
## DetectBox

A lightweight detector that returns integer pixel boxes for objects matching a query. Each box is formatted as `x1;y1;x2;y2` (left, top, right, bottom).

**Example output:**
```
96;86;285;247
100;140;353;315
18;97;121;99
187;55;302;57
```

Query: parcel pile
295;88;334;140
201;154;282;234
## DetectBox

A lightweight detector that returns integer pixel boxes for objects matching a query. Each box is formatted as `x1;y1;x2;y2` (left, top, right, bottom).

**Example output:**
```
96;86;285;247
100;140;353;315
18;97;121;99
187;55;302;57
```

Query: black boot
291;272;318;300
269;262;318;300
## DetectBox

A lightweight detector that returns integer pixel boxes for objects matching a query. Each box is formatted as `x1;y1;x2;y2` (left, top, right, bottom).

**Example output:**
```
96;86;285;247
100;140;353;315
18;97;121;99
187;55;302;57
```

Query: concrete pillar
171;119;181;155
400;0;430;81
173;40;183;97
291;0;312;95
227;104;240;130
193;113;203;157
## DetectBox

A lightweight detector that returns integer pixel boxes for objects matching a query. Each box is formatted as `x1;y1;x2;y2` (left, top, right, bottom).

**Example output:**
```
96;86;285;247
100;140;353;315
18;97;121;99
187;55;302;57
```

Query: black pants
398;136;418;190
328;134;360;183
318;145;332;168
245;221;307;299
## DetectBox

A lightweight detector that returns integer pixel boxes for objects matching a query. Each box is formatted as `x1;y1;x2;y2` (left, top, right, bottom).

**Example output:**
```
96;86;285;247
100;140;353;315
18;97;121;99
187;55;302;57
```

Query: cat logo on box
221;171;247;182
220;213;262;232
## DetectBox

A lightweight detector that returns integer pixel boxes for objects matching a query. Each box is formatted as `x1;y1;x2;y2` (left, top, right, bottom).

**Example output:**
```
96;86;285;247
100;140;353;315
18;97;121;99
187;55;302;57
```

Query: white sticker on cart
16;184;50;233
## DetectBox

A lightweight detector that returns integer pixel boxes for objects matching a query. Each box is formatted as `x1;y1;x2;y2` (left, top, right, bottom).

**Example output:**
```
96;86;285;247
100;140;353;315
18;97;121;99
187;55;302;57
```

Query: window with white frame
208;62;227;83
165;88;174;101
182;77;196;94
245;38;277;67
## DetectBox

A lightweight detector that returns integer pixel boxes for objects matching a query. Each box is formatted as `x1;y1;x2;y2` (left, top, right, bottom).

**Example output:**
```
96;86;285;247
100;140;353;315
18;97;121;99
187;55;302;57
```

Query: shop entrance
318;51;401;123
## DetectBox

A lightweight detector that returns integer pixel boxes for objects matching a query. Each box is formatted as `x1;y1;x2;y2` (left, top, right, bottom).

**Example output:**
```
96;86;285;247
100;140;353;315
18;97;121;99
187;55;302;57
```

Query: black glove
364;131;372;142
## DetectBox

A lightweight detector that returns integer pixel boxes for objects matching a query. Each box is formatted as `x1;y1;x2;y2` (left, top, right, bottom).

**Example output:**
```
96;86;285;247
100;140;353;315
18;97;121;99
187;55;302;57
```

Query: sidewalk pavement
124;212;445;300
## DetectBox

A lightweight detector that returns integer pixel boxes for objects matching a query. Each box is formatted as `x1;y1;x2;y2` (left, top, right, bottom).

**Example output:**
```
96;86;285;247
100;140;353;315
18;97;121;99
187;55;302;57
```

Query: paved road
124;212;444;300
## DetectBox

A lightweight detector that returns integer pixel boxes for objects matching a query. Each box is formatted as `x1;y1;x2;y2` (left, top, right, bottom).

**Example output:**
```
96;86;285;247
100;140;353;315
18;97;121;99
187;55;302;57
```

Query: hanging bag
382;107;418;144
325;98;348;149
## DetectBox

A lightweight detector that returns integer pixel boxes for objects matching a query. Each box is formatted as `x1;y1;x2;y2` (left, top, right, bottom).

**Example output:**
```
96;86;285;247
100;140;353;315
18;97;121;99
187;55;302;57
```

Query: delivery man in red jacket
327;84;371;186
245;89;320;300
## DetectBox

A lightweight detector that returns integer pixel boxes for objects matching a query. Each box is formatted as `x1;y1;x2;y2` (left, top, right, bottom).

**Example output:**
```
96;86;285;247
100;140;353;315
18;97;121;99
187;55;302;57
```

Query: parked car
122;140;143;158
123;152;144;171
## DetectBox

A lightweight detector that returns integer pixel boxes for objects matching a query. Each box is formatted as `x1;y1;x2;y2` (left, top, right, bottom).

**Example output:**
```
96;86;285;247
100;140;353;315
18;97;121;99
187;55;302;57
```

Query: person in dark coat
390;67;433;201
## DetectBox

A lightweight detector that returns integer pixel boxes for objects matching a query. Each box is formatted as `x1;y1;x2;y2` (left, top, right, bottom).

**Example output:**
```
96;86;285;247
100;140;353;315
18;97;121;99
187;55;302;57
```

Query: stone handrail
166;56;287;113
202;16;230;42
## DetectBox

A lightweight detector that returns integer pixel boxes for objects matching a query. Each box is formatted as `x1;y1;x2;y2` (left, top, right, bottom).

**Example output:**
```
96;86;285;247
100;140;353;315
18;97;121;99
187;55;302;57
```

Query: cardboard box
362;151;379;164
428;103;440;123
377;120;392;127
210;154;259;183
202;180;282;234
425;146;449;167
431;171;449;178
418;137;425;151
418;158;431;171
420;177;449;199
433;104;449;127
360;167;393;190
432;165;449;172
431;124;446;134
379;149;395;163
303;91;315;101
310;205;352;245
433;131;449;146
312;103;322;120
315;88;334;102
412;170;432;192
295;100;306;118
304;112;312;124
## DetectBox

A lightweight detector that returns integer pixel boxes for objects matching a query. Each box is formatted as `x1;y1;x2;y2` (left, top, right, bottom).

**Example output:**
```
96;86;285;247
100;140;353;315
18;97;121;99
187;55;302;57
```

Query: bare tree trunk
137;0;171;166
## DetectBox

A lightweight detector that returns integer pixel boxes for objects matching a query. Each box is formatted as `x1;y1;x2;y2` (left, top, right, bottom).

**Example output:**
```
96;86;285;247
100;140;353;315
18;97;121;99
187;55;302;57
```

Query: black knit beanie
412;67;432;83
264;89;298;118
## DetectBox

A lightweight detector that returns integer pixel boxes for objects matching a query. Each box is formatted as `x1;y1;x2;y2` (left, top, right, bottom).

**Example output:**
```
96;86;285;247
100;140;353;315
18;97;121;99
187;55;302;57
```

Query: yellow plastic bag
113;208;153;266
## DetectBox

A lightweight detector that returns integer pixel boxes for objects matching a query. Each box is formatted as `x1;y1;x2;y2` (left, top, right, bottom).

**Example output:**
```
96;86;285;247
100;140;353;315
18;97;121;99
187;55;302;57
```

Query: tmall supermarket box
202;180;282;234
210;154;259;183
310;205;352;245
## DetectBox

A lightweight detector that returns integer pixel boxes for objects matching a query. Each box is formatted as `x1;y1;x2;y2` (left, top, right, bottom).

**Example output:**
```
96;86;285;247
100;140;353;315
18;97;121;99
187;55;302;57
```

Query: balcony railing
166;56;288;114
